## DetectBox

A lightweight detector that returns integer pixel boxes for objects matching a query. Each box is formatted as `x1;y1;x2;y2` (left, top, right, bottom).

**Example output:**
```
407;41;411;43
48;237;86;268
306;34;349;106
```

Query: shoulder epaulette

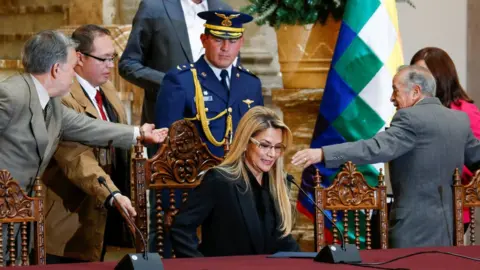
175;63;196;72
237;65;257;77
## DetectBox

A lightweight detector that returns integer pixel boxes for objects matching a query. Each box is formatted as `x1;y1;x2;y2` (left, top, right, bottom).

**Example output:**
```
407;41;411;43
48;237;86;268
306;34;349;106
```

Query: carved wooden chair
0;170;45;266
453;168;480;246
314;161;388;251
132;120;226;257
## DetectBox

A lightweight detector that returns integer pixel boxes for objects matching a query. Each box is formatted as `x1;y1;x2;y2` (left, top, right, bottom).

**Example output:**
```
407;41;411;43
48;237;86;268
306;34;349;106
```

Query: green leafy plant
240;0;415;28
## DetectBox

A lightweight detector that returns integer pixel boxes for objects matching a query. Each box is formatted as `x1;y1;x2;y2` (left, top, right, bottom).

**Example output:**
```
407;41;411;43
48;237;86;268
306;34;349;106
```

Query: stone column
68;0;126;25
224;0;282;106
467;0;480;245
69;0;103;25
117;0;141;24
468;0;480;107
272;88;323;252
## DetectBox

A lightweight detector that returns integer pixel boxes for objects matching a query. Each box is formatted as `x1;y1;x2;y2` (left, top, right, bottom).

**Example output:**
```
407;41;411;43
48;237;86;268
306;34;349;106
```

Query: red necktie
95;90;108;121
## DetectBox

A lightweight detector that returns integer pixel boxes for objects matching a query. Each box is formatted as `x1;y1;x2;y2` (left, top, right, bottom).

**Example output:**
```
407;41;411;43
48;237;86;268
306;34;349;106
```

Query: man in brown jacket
42;25;136;263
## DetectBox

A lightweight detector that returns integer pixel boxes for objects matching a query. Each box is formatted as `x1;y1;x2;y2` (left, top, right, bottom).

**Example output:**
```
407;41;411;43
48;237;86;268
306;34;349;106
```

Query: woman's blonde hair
216;106;293;237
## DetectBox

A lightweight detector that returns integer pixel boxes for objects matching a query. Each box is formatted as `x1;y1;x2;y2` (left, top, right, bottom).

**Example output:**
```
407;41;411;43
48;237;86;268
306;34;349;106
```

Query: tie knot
220;69;228;80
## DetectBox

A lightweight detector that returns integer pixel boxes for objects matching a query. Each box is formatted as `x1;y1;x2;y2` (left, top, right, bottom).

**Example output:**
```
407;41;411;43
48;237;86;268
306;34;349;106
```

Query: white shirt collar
181;0;208;9
30;74;50;109
75;73;99;103
203;56;232;82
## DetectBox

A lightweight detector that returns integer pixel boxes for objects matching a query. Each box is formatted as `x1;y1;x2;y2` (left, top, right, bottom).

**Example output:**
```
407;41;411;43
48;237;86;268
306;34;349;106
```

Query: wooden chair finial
33;177;43;198
378;168;385;186
453;168;461;186
314;169;322;187
134;138;144;158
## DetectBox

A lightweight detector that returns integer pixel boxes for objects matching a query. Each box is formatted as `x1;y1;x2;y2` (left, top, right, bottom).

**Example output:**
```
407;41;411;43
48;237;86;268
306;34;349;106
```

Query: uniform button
205;107;209;112
228;107;232;113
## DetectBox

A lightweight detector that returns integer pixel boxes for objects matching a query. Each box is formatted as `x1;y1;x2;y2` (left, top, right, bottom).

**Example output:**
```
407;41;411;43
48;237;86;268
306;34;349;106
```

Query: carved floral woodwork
0;170;45;266
324;162;377;209
149;121;223;187
454;168;480;246
314;162;388;251
0;171;33;220
464;170;480;204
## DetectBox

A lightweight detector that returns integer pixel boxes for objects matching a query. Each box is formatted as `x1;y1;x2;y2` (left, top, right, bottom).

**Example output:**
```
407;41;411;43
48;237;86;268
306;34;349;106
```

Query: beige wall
397;0;467;87
467;0;480;106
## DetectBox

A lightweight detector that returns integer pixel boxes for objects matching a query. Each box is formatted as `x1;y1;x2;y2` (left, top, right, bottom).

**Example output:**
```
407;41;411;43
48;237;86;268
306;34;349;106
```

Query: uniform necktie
220;69;229;91
44;100;52;127
95;90;108;121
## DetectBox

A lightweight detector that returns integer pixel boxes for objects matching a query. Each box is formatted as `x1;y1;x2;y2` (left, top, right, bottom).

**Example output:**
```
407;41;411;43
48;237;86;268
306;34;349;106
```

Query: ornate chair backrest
314;161;388;251
453;168;480;246
132;120;225;257
0;170;45;266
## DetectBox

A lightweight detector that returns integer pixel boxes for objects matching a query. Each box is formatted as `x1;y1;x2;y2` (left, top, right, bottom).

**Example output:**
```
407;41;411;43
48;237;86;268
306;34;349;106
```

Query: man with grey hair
0;30;167;192
292;65;480;248
0;29;168;263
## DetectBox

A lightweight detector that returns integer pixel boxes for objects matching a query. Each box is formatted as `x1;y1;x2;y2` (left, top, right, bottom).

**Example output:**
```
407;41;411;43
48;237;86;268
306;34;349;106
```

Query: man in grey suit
0;29;168;195
292;65;480;248
119;0;231;127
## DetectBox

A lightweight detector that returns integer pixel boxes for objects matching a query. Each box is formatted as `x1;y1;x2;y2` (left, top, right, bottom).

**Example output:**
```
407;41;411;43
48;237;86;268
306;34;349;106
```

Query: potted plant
241;0;414;89
240;0;344;89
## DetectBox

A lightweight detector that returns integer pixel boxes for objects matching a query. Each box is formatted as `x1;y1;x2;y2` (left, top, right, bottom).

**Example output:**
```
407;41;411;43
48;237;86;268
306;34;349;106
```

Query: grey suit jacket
322;97;480;248
0;73;135;193
119;0;231;124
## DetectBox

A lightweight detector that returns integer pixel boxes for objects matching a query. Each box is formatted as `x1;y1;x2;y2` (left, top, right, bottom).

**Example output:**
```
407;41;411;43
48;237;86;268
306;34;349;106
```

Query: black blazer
171;168;300;257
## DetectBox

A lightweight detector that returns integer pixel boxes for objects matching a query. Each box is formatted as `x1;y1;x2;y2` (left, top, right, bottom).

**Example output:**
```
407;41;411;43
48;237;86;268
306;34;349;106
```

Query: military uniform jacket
155;55;264;157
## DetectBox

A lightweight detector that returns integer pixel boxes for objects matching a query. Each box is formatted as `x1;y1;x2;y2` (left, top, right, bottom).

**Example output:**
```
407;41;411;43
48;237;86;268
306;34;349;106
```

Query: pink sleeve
451;100;479;223
450;100;480;139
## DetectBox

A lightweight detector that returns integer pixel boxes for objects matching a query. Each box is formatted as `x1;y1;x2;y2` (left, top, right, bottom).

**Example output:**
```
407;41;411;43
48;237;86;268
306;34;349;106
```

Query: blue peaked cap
198;10;253;39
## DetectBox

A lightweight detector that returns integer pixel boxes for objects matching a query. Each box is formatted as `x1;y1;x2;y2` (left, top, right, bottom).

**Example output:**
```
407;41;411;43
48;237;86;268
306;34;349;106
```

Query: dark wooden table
14;245;480;269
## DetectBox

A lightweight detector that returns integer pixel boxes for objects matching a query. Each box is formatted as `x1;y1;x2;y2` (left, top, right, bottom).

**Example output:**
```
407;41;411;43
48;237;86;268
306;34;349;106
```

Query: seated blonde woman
171;106;300;257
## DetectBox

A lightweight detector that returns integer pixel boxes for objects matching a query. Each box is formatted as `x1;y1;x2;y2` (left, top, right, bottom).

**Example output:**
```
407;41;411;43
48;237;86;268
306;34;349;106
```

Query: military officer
155;10;264;158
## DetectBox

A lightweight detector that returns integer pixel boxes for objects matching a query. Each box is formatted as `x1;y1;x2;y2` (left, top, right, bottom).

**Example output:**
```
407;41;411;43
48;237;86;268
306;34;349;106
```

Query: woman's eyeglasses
249;137;286;154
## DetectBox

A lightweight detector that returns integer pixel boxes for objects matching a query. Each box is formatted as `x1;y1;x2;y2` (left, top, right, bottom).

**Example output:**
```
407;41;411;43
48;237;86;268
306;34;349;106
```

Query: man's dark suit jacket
119;0;231;124
171;167;300;257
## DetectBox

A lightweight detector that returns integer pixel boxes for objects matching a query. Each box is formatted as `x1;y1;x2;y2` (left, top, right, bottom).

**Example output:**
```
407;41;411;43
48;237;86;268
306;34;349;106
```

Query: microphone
287;174;362;264
98;176;164;270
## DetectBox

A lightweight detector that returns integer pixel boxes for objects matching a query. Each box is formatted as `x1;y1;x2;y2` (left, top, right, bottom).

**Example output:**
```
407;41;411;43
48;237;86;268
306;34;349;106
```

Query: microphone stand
287;173;362;264
98;176;164;270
